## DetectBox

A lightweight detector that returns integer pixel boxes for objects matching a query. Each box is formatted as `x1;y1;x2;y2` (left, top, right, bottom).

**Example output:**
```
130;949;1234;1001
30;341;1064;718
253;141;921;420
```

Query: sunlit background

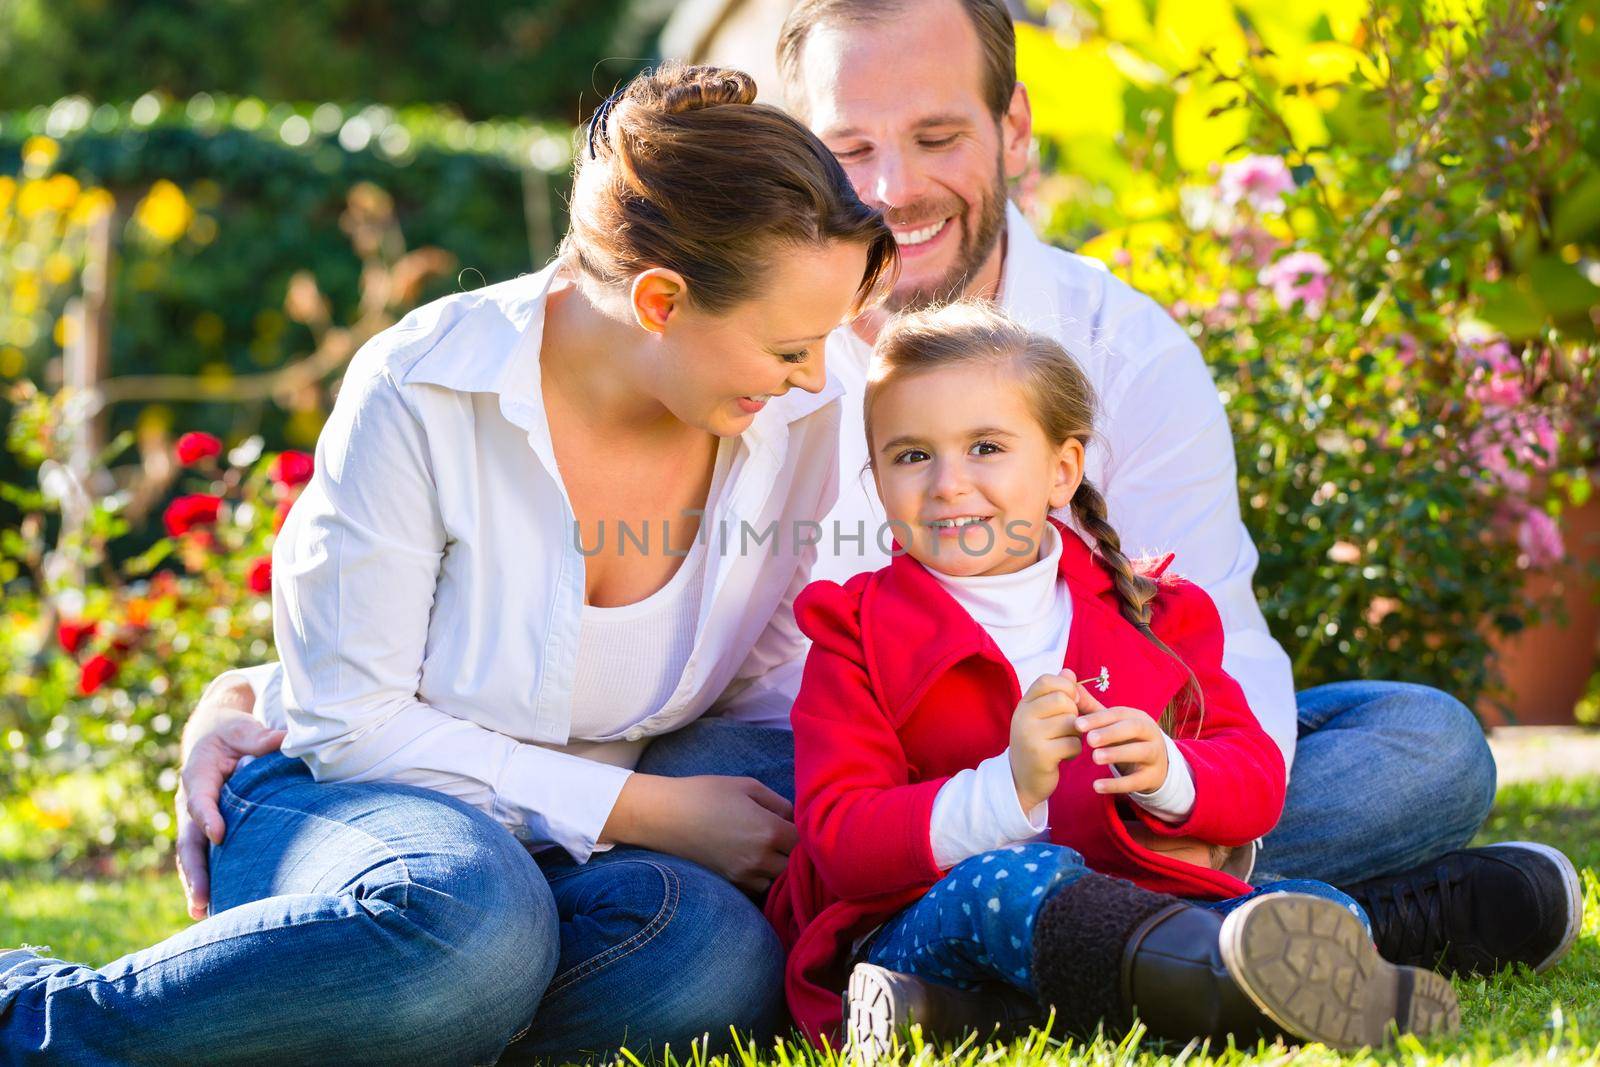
0;0;1596;891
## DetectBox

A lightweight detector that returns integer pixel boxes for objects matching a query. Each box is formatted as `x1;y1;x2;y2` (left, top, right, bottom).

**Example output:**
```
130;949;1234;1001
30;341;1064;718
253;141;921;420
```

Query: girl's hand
602;773;797;894
1077;700;1169;795
1009;670;1084;812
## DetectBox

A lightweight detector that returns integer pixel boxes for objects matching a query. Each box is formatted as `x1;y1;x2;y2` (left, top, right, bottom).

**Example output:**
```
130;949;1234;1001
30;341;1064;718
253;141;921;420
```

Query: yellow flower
16;179;51;219
69;187;115;225
43;174;80;213
43;252;75;286
21;136;60;176
12;273;40;316
133;180;194;245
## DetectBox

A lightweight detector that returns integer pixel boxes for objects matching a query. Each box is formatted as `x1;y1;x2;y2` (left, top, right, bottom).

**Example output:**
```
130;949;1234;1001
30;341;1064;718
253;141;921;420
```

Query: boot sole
1219;894;1461;1049
1499;841;1585;973
845;963;904;1063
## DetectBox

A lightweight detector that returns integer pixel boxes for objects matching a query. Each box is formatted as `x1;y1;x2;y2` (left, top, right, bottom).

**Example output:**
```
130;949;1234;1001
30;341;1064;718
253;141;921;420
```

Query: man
773;0;1580;1003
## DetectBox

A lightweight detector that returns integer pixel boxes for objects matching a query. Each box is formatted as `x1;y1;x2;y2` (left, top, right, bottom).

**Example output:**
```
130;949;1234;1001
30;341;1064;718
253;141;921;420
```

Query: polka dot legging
864;843;1372;996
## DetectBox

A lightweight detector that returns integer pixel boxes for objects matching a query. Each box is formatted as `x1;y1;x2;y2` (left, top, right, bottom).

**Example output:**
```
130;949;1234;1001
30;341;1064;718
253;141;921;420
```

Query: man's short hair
776;0;1018;120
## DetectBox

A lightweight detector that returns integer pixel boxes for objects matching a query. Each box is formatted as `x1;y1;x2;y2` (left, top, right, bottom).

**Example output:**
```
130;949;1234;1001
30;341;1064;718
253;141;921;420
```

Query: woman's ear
630;268;688;334
1048;437;1085;510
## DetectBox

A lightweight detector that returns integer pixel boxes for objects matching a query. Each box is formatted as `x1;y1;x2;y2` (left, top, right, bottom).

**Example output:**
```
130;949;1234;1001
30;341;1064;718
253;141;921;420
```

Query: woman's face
869;360;1083;577
647;240;870;437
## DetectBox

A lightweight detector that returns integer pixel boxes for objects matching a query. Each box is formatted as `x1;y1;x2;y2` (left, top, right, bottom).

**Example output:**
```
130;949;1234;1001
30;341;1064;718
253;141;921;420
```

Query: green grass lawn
4;776;1600;1064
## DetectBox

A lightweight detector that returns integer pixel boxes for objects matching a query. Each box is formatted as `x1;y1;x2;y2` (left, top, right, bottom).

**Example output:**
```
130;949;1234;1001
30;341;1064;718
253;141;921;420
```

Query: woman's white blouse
229;263;842;862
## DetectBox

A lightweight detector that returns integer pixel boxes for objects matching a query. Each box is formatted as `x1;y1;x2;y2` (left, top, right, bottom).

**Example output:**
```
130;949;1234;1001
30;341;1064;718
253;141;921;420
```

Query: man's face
791;0;1032;311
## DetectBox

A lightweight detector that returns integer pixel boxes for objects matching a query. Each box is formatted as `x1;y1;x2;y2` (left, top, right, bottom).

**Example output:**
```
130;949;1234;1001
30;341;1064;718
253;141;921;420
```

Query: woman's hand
602;773;797;894
174;678;286;919
1009;670;1085;812
1078;699;1169;795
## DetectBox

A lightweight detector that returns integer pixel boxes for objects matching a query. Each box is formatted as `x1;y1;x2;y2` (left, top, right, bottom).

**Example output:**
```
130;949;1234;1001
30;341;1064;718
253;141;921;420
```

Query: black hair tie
585;87;626;159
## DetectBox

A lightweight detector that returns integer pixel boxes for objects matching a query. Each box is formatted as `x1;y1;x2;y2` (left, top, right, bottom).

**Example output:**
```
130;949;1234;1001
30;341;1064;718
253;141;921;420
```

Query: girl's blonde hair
864;300;1203;736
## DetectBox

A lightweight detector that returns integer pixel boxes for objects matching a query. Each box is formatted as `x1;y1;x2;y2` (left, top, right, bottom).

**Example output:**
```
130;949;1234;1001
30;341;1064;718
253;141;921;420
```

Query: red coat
763;521;1287;1042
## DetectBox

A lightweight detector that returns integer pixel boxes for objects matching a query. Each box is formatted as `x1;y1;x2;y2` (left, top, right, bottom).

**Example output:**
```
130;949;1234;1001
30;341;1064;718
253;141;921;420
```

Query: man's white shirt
812;204;1299;767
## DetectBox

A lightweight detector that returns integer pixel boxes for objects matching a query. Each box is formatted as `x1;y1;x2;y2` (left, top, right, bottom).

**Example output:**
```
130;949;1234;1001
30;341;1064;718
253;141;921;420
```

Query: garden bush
4;0;1600;874
1019;0;1600;698
0;0;652;122
0;95;573;473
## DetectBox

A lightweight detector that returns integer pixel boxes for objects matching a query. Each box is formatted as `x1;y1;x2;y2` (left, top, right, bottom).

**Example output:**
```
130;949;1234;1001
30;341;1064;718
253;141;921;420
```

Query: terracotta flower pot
1482;489;1600;725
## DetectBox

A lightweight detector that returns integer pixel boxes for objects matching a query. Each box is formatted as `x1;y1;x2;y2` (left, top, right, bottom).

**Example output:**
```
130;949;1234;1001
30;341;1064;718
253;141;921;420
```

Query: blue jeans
1256;681;1497;885
0;718;796;1066
866;845;1369;994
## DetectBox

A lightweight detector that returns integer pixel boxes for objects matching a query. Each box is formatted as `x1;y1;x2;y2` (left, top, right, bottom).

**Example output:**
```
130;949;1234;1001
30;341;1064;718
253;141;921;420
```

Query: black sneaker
1343;842;1584;976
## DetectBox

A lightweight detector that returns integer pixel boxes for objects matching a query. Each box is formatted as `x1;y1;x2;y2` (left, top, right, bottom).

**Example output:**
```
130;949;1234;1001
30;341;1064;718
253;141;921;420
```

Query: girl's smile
868;360;1083;577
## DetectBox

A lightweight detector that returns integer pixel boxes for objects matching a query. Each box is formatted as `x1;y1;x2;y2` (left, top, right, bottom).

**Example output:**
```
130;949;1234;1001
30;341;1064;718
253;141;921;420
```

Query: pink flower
1461;338;1527;409
1259;251;1330;316
1228;225;1283;265
1394;333;1420;366
1218;155;1296;214
1517;507;1564;567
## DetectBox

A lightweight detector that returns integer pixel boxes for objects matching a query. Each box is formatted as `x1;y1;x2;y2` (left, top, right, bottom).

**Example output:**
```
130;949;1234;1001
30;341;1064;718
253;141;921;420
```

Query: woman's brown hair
864;301;1204;737
563;63;897;315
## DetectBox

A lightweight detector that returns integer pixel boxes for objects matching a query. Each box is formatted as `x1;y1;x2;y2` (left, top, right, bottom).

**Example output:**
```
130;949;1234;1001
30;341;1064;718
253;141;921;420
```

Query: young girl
763;302;1460;1055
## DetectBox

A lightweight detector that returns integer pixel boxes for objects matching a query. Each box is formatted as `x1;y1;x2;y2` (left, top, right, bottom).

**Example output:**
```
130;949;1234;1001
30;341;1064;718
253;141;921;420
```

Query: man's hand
1009;670;1084;812
175;678;285;919
1078;698;1169;795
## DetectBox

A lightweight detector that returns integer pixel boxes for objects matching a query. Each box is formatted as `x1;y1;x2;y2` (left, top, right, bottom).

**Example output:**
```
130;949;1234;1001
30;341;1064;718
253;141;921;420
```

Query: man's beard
885;155;1008;313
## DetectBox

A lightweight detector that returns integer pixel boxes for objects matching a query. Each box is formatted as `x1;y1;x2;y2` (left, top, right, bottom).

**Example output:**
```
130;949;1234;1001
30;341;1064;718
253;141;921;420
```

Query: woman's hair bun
632;64;758;115
565;60;896;317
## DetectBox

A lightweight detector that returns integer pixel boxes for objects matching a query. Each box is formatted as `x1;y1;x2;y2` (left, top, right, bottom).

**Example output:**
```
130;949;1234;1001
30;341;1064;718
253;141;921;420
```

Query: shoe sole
845;963;902;1064
1499;841;1585;973
1219;894;1461;1049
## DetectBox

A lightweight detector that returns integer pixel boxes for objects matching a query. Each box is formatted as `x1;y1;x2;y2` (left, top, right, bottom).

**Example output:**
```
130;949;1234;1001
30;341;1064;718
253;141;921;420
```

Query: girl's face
641;240;871;437
869;360;1084;577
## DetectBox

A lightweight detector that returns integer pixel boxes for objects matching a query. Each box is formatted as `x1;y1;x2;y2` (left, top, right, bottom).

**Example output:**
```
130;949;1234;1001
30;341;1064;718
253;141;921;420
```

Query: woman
0;64;896;1065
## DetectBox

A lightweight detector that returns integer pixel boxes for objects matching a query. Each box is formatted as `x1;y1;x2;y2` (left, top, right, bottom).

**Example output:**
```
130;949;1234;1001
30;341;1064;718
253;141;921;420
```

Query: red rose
248;556;272;594
110;624;147;655
57;619;99;654
163;494;222;537
175;432;223;466
269;451;314;489
79;654;118;695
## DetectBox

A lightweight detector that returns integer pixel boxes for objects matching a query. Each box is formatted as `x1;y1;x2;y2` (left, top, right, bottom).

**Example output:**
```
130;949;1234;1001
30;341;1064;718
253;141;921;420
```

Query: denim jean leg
501;848;786;1063
1255;681;1497;885
0;753;560;1067
634;717;796;804
866;844;1092;997
1195;879;1373;938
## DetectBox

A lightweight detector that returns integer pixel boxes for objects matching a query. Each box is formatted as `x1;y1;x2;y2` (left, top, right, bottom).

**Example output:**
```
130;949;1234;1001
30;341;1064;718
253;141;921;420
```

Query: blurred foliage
1019;0;1600;698
0;96;573;460
0;0;655;122
1;383;296;873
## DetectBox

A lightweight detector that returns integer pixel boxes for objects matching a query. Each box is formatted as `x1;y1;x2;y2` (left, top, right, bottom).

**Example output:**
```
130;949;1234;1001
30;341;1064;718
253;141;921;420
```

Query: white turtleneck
926;524;1196;870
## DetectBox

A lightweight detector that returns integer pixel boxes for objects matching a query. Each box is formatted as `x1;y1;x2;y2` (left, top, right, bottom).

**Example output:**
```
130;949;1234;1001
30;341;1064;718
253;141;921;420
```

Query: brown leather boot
842;963;1042;1061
